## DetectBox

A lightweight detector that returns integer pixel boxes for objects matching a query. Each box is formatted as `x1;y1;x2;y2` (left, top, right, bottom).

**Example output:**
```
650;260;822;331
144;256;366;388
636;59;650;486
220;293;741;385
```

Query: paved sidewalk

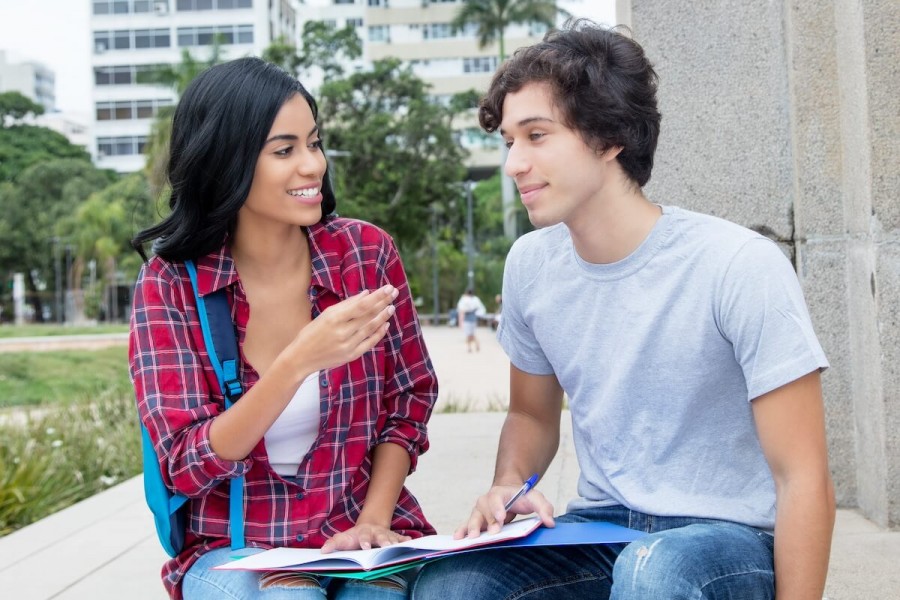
0;325;897;598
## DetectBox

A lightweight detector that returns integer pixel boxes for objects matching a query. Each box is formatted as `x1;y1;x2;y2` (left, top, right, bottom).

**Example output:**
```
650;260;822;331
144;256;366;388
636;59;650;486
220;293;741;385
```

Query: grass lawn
0;347;131;408
0;323;129;338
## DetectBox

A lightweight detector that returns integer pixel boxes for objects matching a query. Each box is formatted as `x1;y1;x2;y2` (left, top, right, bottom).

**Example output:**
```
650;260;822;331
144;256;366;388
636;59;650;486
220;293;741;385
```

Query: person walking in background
414;19;833;600
456;289;486;352
130;57;437;600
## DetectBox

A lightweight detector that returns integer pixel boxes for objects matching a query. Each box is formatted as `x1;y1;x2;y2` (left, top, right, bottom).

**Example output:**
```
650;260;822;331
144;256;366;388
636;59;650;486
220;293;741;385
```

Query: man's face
500;82;616;228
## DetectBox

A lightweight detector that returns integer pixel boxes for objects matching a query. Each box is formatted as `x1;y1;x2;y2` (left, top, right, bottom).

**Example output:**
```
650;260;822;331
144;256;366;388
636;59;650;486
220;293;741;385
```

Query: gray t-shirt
497;205;828;530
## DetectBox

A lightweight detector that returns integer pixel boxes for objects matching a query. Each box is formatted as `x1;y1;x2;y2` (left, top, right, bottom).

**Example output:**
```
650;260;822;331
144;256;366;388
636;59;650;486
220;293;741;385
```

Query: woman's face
239;93;328;231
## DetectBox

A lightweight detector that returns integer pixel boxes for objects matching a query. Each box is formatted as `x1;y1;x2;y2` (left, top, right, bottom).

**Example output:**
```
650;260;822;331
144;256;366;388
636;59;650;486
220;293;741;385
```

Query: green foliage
0;346;131;408
450;0;566;60
0;159;115;320
319;58;468;252
0;390;141;535
0;91;45;122
264;22;362;82
0;124;91;183
141;46;225;194
58;173;160;285
0;323;128;338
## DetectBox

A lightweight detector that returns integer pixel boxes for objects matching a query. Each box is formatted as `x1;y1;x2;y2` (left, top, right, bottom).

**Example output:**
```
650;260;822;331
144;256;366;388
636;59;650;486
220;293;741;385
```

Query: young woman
130;57;437;600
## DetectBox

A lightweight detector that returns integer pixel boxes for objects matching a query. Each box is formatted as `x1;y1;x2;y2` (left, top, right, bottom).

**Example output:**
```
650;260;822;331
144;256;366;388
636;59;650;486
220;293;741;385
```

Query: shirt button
320;377;328;387
295;492;304;500
296;533;304;542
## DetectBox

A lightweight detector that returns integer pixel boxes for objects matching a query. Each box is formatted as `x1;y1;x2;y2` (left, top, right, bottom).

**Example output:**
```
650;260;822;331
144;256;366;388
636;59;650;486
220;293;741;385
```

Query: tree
451;0;564;62
0;91;44;122
0;91;91;183
58;173;158;320
317;58;468;252
142;46;225;196
0;160;115;321
264;22;362;83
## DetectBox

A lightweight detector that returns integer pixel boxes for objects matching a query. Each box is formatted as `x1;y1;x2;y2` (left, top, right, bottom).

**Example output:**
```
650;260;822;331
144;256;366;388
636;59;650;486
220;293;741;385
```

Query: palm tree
451;0;568;239
451;0;567;62
141;44;224;196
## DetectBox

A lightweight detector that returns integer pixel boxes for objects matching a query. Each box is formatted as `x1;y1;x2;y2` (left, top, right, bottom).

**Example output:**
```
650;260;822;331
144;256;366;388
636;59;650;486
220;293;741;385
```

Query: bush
0;390;141;535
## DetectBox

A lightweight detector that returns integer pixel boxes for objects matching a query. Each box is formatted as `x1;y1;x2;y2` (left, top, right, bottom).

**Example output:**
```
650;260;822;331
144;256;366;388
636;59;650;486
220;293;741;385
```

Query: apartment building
296;0;612;173
89;0;297;172
0;50;56;111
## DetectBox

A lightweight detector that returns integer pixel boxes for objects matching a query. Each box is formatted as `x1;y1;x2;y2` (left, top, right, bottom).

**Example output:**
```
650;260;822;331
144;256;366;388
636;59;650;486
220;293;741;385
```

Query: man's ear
602;146;624;162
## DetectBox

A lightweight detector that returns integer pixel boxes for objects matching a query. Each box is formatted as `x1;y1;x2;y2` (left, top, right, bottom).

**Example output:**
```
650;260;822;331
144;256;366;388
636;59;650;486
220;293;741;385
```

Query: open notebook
215;517;645;574
216;517;541;573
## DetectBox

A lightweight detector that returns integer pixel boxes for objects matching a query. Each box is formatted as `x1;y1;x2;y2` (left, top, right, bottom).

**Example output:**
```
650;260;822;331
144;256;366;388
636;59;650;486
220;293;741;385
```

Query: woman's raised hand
286;285;399;374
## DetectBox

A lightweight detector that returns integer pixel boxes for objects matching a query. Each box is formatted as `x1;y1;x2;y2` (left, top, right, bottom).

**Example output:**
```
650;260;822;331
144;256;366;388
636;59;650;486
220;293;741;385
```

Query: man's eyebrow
265;125;319;144
499;116;555;136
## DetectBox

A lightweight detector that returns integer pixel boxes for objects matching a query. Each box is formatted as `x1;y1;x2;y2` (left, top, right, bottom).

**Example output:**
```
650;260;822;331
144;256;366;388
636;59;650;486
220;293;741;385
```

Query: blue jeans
184;547;412;600
411;506;775;600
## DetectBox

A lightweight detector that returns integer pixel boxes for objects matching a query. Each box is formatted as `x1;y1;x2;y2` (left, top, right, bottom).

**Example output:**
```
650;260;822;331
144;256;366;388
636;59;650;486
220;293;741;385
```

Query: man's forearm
493;410;560;486
773;475;835;599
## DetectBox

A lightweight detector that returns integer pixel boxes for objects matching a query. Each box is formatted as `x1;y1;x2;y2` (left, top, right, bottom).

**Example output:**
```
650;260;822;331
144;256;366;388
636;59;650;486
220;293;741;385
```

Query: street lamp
465;180;475;291
430;203;440;325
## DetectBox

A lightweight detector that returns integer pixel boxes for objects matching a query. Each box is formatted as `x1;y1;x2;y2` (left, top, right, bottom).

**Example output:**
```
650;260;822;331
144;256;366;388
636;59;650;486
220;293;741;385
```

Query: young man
412;20;834;600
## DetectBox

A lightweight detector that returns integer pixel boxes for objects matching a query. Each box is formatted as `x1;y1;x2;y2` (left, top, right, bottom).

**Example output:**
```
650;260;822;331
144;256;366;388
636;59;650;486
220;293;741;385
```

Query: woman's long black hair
131;57;337;262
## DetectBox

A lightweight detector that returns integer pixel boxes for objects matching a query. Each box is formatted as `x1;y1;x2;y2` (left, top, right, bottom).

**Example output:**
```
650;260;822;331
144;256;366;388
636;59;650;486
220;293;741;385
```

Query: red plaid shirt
130;218;437;599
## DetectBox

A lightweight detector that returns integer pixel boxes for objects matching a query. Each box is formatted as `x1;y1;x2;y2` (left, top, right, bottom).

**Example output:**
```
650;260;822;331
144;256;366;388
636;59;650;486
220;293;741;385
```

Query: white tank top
264;371;321;477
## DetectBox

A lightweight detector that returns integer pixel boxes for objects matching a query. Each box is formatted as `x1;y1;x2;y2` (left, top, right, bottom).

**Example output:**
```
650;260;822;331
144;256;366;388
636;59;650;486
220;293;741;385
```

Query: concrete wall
621;0;899;527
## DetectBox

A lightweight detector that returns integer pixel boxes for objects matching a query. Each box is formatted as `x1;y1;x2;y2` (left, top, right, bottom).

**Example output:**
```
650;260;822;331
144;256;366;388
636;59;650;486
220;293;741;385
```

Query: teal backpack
140;259;245;557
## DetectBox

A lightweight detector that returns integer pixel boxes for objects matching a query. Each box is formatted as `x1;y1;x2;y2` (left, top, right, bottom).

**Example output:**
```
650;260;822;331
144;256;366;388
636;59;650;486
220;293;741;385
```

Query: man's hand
454;483;555;540
320;523;411;554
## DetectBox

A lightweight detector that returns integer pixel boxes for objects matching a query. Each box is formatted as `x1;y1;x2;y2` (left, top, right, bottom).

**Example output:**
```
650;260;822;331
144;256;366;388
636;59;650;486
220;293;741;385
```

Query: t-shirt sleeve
718;238;829;400
496;241;555;375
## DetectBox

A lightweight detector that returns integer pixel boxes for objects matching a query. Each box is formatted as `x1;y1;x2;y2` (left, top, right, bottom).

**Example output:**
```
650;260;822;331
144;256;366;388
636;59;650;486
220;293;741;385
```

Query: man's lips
517;183;546;204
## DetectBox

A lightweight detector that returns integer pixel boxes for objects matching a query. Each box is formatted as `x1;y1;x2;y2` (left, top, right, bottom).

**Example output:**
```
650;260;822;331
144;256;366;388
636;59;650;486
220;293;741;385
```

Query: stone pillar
622;0;899;527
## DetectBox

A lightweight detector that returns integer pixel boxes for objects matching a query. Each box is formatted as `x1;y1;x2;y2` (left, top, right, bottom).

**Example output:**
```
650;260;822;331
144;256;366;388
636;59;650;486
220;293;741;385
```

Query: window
424;23;453;39
95;99;172;120
95;64;168;86
114;30;131;50
346;18;363;28
177;24;253;46
92;0;155;14
368;25;389;42
176;0;251;9
334;0;355;4
97;136;148;156
463;56;498;73
368;0;384;6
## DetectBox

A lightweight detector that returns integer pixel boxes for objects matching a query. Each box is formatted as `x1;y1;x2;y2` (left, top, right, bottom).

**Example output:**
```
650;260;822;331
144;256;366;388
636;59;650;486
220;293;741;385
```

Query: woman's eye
274;146;293;156
309;139;324;151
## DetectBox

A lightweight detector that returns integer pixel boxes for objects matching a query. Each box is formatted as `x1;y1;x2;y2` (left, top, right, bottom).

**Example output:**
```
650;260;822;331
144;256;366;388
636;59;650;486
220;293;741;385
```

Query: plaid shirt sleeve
129;258;252;498
373;232;437;472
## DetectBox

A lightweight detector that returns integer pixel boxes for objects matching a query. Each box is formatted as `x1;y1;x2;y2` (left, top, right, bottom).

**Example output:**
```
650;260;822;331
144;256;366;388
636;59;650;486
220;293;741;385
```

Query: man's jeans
412;506;775;600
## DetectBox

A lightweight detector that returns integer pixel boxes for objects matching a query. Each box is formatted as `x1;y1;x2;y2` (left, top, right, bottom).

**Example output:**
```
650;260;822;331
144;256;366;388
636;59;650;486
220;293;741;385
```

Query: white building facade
89;0;297;172
0;50;56;111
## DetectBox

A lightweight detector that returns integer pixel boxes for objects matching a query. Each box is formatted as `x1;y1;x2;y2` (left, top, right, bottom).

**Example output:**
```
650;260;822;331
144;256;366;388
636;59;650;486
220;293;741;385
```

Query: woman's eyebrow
265;126;319;145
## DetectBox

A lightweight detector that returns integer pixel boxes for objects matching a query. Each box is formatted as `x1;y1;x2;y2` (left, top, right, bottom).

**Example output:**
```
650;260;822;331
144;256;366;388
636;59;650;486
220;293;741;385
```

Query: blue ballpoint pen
504;474;539;511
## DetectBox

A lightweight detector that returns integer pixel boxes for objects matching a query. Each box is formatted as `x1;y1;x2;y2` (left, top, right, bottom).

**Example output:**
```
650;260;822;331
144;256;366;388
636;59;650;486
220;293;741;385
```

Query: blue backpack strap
185;259;246;551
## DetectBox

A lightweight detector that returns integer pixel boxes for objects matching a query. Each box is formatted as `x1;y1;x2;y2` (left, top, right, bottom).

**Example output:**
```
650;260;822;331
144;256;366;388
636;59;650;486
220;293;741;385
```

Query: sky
0;0;615;116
